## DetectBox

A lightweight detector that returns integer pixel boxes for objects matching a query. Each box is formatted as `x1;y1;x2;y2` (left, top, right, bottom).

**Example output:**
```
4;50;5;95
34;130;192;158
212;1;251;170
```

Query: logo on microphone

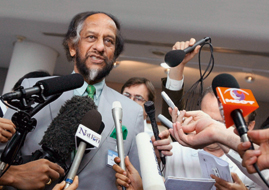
75;124;102;148
223;88;254;105
225;88;247;100
216;87;259;129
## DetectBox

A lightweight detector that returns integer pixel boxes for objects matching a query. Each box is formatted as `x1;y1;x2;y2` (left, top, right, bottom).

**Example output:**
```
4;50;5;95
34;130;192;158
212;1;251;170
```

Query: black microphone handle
148;113;166;166
231;109;250;142
183;37;211;54
148;113;161;141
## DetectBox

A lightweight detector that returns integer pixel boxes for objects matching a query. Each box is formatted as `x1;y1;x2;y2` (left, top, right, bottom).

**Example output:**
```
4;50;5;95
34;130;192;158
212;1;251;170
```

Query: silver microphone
112;101;125;171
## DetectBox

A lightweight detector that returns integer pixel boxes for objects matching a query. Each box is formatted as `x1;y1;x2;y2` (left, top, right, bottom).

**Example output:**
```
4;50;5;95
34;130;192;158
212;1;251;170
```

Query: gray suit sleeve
127;107;144;175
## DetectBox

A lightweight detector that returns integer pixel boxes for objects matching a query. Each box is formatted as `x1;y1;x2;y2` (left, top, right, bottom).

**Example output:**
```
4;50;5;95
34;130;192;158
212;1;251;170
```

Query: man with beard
0;11;144;190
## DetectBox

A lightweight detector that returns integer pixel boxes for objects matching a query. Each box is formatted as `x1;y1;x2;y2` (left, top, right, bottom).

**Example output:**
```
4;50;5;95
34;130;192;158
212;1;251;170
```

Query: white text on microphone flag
75;124;102;150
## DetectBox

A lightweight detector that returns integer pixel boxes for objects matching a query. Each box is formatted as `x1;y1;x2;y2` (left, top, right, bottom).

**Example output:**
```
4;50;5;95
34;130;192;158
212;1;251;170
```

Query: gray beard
75;50;114;82
88;69;99;81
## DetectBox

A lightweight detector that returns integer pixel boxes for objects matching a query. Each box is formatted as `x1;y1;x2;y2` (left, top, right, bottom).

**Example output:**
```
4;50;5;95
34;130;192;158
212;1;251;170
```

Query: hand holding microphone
113;156;143;190
64;109;104;189
112;101;126;190
212;73;259;143
165;37;210;67
144;101;166;165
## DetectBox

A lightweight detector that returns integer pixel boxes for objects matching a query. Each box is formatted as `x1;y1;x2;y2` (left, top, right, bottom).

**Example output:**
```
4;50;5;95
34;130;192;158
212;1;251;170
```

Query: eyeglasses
123;92;146;103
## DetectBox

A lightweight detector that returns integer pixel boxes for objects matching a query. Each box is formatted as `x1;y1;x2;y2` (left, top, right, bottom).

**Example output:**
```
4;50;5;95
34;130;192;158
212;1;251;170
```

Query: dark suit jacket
161;77;185;121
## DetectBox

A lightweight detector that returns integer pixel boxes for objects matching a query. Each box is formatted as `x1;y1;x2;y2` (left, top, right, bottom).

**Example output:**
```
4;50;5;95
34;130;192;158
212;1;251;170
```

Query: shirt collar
72;71;105;106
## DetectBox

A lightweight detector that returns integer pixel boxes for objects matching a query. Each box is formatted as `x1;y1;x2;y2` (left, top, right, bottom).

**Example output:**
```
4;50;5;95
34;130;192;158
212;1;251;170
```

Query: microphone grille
212;73;240;97
144;101;155;114
112;101;122;109
164;50;186;67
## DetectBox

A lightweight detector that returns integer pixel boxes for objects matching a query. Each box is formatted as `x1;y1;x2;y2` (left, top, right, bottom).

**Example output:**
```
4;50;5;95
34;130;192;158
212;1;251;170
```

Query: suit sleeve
161;77;185;121
127;108;144;175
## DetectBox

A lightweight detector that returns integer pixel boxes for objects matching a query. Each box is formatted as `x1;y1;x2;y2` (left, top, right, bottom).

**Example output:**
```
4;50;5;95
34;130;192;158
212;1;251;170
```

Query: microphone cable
180;39;214;111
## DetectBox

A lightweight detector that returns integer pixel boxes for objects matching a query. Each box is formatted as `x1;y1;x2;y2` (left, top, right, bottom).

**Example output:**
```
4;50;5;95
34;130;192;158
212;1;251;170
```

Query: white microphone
161;91;180;116
158;114;173;129
112;101;126;190
136;132;165;190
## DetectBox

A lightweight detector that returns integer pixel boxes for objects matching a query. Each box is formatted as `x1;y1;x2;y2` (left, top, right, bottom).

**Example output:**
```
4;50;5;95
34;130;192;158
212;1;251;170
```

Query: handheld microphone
112;102;125;169
1;73;84;101
212;73;259;142
136;132;165;190
144;101;165;165
112;101;126;190
164;37;211;67
158;114;173;129
161;91;180;115
64;109;104;189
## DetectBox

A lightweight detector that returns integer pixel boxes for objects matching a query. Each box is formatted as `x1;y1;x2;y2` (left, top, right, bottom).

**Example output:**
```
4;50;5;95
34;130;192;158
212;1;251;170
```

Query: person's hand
211;172;248;190
52;176;79;190
172;38;200;66
113;156;143;190
168;38;201;81
0;118;16;143
0;159;65;190
168;108;193;125
151;129;173;162
169;110;225;149
237;128;269;173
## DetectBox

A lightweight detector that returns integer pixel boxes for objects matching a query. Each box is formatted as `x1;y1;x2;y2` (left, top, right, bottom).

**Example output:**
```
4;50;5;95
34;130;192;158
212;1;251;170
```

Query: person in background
121;77;156;137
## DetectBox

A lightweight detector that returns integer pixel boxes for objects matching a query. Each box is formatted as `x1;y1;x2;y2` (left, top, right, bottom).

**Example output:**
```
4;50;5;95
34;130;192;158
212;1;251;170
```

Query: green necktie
86;85;96;99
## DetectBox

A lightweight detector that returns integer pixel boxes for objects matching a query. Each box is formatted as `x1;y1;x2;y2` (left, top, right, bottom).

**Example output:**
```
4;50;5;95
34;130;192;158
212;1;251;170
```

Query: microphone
164;37;211;67
144;101;165;165
212;73;259;142
136;132;165;190
112;101;126;190
158;114;173;129
1;73;84;101
161;91;180;116
64;109;104;189
111;102;125;170
0;95;97;176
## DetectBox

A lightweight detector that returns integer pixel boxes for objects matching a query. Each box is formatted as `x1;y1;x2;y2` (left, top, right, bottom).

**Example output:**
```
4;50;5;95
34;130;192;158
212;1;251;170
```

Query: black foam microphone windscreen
164;37;210;67
39;96;97;161
36;73;84;97
211;73;240;97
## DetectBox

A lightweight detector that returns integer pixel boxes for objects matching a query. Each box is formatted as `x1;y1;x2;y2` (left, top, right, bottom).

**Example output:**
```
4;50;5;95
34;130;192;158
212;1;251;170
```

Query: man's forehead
84;13;117;29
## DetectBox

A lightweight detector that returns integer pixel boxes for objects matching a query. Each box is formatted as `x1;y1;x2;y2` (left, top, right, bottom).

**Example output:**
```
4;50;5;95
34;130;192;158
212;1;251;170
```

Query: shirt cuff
166;75;184;91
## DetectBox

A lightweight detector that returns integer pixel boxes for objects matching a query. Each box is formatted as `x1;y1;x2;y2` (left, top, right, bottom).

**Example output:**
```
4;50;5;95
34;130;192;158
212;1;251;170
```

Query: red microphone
216;87;259;129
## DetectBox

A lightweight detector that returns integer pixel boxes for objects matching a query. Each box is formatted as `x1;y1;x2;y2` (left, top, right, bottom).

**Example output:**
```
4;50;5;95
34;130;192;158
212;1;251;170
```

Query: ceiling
0;0;269;102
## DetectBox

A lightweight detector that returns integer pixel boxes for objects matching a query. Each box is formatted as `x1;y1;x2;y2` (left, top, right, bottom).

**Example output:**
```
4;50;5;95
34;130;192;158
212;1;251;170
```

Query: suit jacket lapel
77;84;115;173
